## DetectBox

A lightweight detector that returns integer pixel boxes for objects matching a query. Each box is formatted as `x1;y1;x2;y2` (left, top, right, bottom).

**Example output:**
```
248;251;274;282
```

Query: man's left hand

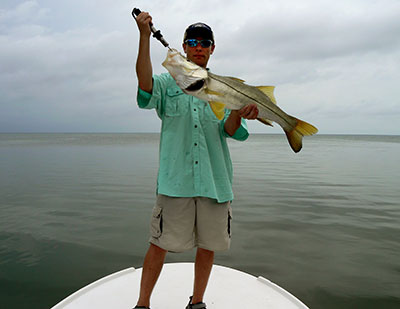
238;104;259;119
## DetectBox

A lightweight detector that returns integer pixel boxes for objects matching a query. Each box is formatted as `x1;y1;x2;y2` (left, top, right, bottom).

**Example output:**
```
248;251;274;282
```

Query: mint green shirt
137;73;249;203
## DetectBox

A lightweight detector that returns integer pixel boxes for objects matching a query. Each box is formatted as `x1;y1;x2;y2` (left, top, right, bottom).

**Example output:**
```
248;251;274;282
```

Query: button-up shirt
137;73;249;203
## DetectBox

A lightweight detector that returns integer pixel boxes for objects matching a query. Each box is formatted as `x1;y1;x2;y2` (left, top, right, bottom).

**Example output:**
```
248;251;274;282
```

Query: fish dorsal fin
209;101;225;120
227;77;245;83
256;86;277;104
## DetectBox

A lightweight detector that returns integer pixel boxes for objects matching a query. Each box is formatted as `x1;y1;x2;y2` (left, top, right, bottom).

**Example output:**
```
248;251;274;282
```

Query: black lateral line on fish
209;74;293;128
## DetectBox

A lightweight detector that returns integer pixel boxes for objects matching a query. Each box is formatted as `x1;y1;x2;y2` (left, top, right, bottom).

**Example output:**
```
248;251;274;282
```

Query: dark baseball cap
183;22;214;43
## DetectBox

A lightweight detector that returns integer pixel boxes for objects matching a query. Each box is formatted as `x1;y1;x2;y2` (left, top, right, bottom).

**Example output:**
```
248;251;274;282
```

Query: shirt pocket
165;87;189;117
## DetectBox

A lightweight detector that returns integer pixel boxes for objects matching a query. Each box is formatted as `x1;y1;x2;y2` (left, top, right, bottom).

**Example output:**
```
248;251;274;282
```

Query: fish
162;48;318;153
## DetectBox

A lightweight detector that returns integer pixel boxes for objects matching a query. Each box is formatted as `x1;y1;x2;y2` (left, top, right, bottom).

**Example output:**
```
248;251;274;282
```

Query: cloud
0;1;49;24
0;1;143;132
0;0;399;134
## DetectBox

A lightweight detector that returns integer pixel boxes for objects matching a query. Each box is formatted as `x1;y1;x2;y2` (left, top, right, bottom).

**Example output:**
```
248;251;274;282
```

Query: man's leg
136;243;167;307
192;197;232;304
191;247;214;304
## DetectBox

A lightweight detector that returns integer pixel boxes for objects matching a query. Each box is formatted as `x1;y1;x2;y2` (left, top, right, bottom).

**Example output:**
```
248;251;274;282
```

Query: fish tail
284;118;318;153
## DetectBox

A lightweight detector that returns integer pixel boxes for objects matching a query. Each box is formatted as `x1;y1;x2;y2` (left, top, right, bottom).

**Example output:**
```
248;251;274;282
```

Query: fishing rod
132;8;171;50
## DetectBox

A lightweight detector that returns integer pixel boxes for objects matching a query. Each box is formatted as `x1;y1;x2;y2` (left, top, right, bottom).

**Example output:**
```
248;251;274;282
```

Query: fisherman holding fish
134;11;260;309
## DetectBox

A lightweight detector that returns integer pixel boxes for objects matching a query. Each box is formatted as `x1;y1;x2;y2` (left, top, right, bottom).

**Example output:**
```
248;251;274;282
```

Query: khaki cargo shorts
149;194;232;252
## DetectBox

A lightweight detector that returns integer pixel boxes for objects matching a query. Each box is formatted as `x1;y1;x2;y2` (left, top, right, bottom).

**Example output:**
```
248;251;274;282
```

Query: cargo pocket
150;205;163;239
227;206;232;238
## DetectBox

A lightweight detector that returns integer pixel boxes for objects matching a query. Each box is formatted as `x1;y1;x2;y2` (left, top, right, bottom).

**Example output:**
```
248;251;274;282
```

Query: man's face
183;37;215;68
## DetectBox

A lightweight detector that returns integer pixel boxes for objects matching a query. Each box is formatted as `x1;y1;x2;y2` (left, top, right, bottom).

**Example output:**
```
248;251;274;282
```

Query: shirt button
194;108;197;112
195;161;198;164
194;143;197;146
194;125;198;128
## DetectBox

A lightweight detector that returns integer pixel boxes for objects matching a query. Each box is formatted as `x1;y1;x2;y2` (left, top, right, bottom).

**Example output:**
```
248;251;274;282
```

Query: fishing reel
132;8;171;49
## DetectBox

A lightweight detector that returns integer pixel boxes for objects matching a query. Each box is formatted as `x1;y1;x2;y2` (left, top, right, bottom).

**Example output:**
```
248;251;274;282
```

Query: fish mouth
185;79;205;92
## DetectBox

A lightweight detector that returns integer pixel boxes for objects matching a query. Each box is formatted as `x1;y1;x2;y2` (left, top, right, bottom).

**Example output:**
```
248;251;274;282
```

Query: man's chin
192;58;207;67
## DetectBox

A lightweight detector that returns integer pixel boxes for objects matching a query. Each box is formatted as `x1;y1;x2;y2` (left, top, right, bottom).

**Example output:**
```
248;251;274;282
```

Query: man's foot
185;296;207;309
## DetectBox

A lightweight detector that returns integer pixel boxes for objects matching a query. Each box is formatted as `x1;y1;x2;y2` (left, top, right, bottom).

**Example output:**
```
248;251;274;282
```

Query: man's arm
224;104;259;136
135;12;153;93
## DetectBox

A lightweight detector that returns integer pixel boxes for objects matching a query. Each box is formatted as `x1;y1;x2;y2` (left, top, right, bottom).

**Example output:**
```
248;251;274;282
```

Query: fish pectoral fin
257;118;274;127
205;88;224;96
209;101;226;120
256;86;277;104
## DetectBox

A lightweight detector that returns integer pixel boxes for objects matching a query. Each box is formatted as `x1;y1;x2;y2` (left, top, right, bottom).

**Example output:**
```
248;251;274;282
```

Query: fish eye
185;79;205;91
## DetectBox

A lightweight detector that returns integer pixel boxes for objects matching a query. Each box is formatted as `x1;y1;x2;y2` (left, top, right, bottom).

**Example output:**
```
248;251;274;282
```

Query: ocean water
0;133;399;309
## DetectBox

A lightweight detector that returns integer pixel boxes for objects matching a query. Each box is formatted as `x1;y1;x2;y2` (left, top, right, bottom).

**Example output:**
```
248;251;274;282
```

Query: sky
1;0;399;134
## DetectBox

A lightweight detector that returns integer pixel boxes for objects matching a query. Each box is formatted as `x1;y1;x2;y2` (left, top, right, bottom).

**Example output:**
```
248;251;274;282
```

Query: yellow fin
209;101;225;120
284;119;318;153
257;118;273;127
205;89;223;96
256;86;277;104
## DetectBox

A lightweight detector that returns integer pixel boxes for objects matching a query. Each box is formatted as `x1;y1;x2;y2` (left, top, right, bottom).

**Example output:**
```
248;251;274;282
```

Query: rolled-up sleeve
136;73;171;118
137;87;152;108
220;110;249;141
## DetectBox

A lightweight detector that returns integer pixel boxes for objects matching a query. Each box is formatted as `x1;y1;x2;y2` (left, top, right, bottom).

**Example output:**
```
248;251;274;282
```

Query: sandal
185;296;207;309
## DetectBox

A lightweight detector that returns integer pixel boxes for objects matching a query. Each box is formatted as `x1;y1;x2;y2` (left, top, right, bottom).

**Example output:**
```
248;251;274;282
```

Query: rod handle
131;8;170;48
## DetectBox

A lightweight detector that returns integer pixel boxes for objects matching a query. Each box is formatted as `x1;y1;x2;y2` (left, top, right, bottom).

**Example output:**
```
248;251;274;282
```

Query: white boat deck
52;263;308;309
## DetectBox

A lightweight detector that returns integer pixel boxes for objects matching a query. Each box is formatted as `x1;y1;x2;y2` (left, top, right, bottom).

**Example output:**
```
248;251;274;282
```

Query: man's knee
149;243;168;254
197;247;214;255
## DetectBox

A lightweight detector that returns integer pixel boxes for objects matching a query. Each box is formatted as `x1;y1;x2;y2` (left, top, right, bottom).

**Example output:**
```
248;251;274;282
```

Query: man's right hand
135;11;153;93
135;12;152;38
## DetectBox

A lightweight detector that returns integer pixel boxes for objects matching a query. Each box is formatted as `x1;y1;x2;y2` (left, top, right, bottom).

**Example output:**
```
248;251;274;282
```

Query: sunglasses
185;39;213;48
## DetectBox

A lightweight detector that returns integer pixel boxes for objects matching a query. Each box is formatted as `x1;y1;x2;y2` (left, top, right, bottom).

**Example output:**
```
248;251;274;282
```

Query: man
134;11;259;309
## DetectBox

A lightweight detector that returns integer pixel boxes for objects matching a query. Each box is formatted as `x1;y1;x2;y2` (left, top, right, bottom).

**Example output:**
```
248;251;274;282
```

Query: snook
162;48;318;153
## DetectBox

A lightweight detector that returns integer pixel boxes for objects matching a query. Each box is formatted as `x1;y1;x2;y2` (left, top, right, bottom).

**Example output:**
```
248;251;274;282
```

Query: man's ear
182;43;187;54
210;44;216;55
